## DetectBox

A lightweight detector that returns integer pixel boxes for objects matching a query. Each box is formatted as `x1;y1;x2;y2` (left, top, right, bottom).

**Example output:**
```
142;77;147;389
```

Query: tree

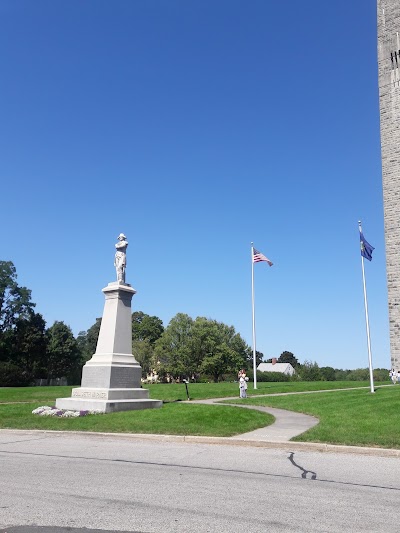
132;339;155;376
132;311;164;344
373;368;391;381
346;368;370;381
278;351;299;368
319;366;336;381
298;360;321;381
0;263;47;382
247;350;264;368
196;319;249;382
0;261;35;332
0;362;31;386
191;318;228;381
46;321;82;382
74;318;102;364
201;343;238;383
154;314;250;382
10;312;48;380
154;313;194;378
334;368;350;381
76;330;89;361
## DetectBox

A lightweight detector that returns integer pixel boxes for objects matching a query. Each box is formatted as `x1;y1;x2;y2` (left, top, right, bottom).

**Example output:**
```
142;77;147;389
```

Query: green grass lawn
0;380;383;404
229;385;400;449
0;381;395;445
146;380;385;400
0;402;272;437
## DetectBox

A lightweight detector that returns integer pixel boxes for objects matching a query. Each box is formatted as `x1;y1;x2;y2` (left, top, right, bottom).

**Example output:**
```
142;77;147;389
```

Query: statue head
117;233;127;241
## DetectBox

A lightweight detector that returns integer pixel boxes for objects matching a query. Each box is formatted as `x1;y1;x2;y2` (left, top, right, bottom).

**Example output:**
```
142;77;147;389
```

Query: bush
0;362;32;387
246;370;290;382
221;373;238;382
297;361;321;381
373;368;390;381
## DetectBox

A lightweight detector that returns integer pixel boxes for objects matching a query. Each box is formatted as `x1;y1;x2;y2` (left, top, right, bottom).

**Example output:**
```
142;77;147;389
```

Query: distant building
257;358;295;376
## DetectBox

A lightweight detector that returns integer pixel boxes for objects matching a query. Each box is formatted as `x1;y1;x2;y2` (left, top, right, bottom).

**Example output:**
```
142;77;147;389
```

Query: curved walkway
190;396;319;442
189;385;393;443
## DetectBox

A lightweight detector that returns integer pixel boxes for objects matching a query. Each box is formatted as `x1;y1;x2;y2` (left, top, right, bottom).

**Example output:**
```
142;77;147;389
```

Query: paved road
1;430;399;533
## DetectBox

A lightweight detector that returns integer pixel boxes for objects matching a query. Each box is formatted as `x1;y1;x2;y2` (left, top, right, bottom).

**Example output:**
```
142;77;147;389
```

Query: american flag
253;248;273;266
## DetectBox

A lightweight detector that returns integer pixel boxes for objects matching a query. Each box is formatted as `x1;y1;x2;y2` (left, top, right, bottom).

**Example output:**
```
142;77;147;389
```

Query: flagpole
251;242;257;389
359;221;375;394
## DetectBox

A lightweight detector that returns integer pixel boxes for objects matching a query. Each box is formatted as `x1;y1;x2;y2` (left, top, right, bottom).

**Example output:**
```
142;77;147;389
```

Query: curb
1;428;400;458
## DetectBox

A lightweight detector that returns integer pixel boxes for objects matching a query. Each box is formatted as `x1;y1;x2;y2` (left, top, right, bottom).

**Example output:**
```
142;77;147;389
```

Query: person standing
239;370;248;398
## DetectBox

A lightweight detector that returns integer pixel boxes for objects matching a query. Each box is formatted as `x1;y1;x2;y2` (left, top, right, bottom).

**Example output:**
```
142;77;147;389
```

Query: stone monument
56;234;162;413
377;1;400;371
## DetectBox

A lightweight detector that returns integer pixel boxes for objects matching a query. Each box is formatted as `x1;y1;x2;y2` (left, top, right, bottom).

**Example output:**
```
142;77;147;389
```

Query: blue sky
1;0;388;370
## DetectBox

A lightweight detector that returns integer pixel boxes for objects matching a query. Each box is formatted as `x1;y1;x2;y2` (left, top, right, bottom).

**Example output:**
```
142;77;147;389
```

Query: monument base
56;396;162;413
56;386;162;413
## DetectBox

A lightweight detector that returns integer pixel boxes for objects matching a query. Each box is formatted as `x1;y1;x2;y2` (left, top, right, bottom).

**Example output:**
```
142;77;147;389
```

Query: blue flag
360;232;374;261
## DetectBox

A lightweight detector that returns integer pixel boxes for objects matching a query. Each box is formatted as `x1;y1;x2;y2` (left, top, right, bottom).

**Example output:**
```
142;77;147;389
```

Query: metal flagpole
251;242;257;389
359;221;375;393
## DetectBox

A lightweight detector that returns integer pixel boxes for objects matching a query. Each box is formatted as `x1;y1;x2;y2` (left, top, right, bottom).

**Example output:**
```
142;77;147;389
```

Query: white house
257;359;295;376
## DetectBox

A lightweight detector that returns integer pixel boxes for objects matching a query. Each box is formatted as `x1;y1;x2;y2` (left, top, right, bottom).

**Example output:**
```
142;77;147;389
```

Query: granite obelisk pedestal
56;282;162;413
377;1;400;371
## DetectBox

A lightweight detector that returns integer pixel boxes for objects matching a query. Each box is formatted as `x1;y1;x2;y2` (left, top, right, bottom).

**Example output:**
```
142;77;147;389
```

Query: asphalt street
0;430;399;533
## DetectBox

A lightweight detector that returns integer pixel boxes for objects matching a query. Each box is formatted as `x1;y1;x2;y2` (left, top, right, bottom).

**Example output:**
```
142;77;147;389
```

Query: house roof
257;362;294;373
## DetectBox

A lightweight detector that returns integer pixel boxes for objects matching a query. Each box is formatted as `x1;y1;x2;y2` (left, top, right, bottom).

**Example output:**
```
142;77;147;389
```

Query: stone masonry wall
378;0;400;370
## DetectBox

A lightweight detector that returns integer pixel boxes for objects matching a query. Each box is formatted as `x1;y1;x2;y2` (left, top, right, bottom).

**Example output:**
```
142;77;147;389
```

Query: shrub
0;362;32;387
246;370;290;382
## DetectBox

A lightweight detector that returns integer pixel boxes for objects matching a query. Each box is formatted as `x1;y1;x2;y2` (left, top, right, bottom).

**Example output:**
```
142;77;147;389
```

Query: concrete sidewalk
189;384;393;442
190;396;319;442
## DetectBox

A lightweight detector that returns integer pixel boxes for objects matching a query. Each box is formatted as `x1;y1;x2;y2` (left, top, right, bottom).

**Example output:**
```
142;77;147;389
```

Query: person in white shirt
239;370;248;398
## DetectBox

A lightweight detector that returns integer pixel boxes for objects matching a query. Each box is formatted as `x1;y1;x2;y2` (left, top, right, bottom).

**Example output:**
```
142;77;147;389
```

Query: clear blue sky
1;0;388;370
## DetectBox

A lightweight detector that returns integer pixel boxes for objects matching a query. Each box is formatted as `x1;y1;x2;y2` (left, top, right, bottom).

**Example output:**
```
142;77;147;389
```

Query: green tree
278;351;299;368
154;314;250;382
373;368;390;381
154;313;194;378
193;318;249;382
132;311;164;344
334;368;350;381
85;318;102;359
11;312;48;380
247;350;264;368
200;343;237;382
298;360;321;381
46;321;82;382
319;366;336;381
132;339;155;376
0;261;35;332
347;368;370;381
0;362;31;386
74;318;102;364
76;330;89;360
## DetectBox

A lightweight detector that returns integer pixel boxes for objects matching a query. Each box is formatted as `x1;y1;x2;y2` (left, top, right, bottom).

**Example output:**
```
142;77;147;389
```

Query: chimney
271;358;277;365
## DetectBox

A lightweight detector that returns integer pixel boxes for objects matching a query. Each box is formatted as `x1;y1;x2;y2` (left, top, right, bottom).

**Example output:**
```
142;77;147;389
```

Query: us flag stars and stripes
253;248;273;266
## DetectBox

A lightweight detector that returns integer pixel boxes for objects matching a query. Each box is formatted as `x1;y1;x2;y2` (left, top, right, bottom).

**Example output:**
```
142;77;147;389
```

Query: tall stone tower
377;1;400;370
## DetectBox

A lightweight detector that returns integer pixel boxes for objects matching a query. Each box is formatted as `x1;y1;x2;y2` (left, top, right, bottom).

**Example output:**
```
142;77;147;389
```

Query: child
239;370;249;398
